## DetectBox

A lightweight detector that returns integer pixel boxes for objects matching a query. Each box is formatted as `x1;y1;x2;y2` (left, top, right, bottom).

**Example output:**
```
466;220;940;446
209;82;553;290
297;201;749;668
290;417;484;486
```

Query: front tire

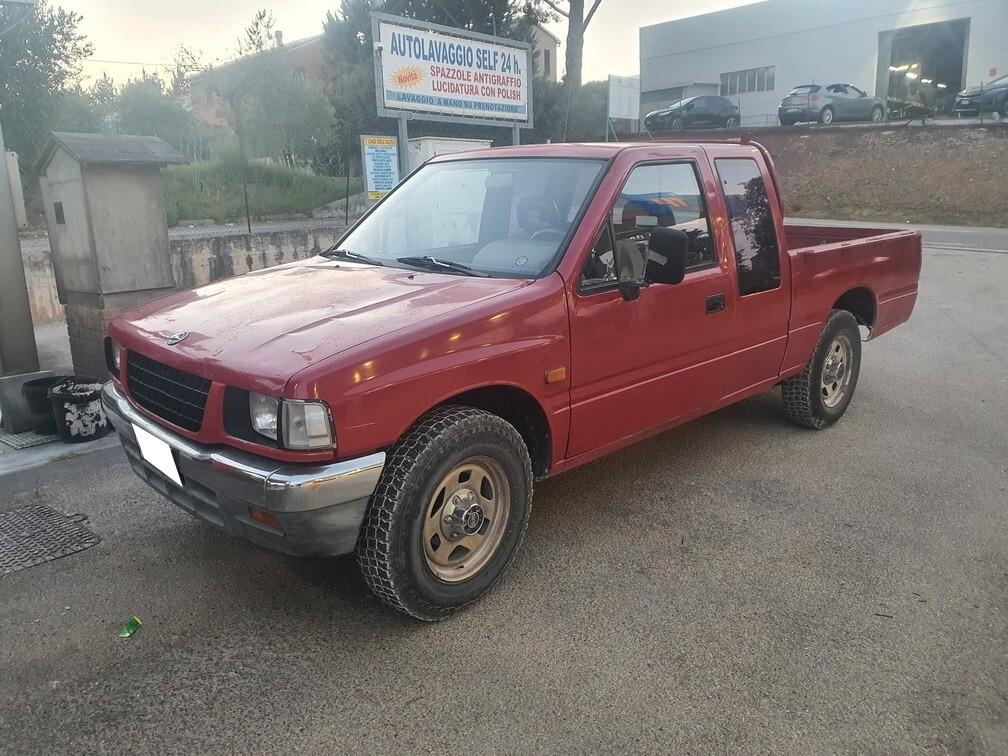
781;310;862;429
356;406;533;621
670;116;685;130
871;105;884;122
725;116;739;129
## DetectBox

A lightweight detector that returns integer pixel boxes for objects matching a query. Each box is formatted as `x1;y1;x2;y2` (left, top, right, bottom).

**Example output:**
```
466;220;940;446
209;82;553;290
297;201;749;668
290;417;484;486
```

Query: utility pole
0;0;41;376
0;114;40;375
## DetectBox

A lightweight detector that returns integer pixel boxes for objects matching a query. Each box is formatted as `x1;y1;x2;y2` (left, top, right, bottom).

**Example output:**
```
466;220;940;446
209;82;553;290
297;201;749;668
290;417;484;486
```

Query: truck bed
779;224;923;377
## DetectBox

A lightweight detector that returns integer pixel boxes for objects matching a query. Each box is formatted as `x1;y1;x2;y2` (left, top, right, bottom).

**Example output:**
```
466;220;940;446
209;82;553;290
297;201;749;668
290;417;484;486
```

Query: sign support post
397;115;409;176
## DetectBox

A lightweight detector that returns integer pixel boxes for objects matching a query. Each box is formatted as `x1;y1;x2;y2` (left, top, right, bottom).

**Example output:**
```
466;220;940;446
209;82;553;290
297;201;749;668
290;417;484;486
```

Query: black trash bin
47;378;111;443
21;375;71;435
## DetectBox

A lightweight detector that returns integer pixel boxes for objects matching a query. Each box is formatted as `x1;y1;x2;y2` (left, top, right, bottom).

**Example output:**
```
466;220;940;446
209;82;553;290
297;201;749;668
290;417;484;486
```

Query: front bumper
102;382;385;557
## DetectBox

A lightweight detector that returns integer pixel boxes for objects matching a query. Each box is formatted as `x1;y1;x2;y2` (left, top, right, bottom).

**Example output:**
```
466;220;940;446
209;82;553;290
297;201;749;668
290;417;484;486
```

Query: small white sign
608;75;641;120
133;423;182;487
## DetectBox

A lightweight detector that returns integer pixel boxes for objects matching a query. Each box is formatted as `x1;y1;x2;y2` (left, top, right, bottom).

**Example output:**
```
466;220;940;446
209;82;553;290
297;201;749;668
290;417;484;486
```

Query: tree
202;49;332;163
535;0;601;87
0;0;93;163
116;72;195;151
239;9;276;54
169;45;203;97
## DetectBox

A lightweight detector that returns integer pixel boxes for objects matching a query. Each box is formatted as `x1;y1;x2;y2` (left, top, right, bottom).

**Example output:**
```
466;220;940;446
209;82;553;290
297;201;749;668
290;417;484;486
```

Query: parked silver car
778;83;886;126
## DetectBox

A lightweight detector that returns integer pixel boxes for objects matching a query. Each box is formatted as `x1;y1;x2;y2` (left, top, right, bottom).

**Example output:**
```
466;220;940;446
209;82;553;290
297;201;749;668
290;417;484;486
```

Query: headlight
248;393;333;450
282;401;334;450
249;392;279;441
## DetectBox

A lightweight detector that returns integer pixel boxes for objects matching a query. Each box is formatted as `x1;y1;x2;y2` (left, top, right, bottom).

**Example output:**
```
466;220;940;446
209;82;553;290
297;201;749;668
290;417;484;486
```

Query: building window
543;49;551;77
720;65;775;96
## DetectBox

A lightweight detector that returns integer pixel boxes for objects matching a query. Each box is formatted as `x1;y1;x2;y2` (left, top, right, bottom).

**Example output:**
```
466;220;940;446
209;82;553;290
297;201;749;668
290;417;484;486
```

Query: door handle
705;293;726;314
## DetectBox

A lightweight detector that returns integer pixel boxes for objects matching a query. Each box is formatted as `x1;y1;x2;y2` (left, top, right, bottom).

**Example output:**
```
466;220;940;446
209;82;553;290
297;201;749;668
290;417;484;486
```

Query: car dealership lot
2;233;1006;753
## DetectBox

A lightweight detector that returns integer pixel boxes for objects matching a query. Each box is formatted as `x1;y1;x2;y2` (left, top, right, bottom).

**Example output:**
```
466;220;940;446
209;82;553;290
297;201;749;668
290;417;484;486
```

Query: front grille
126;351;211;432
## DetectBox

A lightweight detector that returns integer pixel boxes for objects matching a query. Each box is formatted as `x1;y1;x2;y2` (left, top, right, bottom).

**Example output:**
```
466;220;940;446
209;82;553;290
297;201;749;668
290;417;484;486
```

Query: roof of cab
426;140;754;163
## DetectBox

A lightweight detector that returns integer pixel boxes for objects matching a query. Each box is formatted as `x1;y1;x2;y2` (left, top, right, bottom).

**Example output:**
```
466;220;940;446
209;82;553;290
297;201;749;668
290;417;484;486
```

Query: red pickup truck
102;140;922;620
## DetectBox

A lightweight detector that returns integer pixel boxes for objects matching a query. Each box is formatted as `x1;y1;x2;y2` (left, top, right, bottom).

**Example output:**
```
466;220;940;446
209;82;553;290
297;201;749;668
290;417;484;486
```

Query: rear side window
715;158;781;296
789;85;820;95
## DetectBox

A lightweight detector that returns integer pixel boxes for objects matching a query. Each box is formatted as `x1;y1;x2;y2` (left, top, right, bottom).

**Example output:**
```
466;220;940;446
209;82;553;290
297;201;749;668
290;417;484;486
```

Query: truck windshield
334;158;606;278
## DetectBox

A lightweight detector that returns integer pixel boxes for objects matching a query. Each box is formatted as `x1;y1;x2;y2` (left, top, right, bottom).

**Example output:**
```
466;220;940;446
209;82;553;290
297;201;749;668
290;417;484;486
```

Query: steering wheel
529;228;565;242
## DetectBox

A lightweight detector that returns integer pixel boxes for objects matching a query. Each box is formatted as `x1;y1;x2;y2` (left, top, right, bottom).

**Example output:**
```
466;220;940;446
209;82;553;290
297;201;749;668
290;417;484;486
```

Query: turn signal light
248;507;282;531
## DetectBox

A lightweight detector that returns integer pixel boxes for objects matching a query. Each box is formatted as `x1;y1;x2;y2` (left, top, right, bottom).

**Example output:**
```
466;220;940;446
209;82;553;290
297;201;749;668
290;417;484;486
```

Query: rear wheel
779;116;795;126
725;115;740;129
356;406;533;621
781;310;862;429
819;106;835;125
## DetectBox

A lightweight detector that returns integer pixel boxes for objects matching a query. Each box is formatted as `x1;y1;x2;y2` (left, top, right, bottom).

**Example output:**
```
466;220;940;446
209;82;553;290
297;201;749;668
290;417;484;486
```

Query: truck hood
112;258;529;394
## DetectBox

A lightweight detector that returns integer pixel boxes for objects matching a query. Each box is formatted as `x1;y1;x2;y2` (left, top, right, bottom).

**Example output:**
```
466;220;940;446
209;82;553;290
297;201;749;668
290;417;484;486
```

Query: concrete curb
0;434;120;479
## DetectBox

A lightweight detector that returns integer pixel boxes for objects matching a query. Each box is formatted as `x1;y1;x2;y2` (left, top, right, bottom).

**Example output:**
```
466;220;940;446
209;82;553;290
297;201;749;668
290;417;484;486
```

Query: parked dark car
778;83;885;125
954;74;1008;117
644;96;740;131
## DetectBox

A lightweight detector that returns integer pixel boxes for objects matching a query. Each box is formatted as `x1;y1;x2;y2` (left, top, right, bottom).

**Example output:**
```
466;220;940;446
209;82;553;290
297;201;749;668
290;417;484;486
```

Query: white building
531;24;561;82
640;0;1008;125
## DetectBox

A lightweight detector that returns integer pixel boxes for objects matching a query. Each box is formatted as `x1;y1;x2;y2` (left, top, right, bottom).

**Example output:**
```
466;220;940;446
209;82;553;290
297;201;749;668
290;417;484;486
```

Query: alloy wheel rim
820;334;853;408
422;456;511;583
823;109;833;124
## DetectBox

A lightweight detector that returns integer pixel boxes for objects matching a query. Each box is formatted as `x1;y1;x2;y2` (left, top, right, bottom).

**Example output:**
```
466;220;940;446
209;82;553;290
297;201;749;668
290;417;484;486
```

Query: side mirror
645;227;689;285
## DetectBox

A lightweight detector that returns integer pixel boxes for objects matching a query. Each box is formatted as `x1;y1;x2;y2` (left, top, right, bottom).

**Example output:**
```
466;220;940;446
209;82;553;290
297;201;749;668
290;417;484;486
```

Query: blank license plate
133;423;182;487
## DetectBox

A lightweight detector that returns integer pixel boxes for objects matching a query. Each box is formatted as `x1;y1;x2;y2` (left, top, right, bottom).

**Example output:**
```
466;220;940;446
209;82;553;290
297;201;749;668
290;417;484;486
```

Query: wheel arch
433;385;553;479
833;287;876;330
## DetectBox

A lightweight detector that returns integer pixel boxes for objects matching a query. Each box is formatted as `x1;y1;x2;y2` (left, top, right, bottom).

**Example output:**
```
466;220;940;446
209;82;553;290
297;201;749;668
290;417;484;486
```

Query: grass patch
163;150;361;225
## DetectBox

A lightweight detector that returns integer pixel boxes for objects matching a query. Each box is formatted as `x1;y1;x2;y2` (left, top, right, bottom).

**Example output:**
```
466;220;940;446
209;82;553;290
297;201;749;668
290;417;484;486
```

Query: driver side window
579;162;716;291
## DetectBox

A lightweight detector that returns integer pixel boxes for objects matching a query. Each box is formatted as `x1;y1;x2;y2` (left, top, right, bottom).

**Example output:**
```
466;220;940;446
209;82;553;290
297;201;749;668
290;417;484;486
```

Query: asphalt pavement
2;231;1007;753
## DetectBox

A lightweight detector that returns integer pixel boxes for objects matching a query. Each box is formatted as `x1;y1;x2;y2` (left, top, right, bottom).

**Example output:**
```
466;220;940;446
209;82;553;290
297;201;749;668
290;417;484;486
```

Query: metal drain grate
0;429;59;450
0;505;101;576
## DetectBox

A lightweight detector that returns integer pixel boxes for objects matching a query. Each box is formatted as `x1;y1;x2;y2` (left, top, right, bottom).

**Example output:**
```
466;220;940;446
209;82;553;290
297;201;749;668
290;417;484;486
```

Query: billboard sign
372;13;532;128
608;75;641;120
360;135;400;202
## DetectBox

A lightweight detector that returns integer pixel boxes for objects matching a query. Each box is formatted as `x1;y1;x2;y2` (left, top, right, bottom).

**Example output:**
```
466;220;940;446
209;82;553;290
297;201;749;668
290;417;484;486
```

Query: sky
65;0;761;85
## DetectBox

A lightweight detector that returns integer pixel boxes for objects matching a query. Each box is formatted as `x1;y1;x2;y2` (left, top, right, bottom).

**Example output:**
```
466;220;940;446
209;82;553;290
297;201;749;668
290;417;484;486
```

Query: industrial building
640;0;1008;125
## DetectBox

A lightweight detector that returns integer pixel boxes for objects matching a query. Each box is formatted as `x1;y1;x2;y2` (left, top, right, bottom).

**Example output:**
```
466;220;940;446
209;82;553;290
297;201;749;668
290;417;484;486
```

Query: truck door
565;158;736;458
708;152;791;397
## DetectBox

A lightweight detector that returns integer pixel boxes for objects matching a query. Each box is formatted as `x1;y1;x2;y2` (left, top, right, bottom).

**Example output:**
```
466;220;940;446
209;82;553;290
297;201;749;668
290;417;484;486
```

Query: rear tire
819;106;834;125
356;406;533;621
725;116;739;129
779;117;795;126
781;310;862;429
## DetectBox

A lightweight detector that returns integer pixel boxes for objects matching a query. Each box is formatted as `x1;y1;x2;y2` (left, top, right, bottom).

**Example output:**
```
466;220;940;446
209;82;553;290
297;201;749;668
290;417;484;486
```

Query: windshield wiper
320;247;384;266
396;256;487;277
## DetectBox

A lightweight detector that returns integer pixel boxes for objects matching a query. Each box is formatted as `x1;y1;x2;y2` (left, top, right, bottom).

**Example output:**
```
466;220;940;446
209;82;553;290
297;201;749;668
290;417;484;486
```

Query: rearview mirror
645;228;689;285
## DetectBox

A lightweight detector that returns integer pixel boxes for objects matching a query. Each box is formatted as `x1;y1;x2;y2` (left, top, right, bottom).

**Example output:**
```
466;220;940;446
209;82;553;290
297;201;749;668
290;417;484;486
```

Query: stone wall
170;226;345;290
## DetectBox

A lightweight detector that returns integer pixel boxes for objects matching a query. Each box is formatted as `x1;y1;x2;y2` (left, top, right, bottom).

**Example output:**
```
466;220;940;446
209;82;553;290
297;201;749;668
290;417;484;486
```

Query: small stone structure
36;133;188;378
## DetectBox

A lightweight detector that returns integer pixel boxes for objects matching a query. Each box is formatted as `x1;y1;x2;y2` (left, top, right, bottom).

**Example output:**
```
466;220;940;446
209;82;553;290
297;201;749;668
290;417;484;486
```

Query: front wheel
356;406;533;621
871;105;884;122
781;310;862;429
725;116;739;129
670;116;685;130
